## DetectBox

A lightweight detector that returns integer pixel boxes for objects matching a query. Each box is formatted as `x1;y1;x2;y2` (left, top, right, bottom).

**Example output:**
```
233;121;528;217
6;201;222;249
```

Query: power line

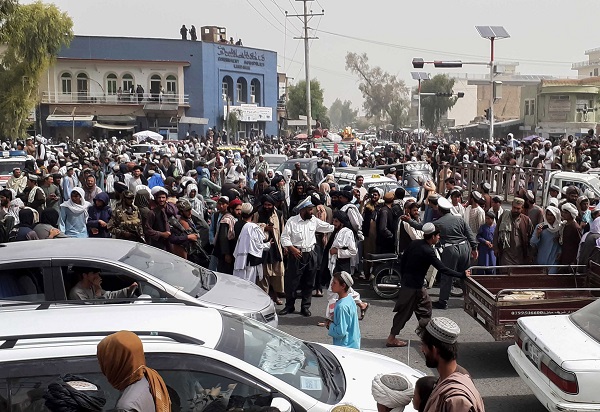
244;0;292;38
314;28;573;66
268;0;301;32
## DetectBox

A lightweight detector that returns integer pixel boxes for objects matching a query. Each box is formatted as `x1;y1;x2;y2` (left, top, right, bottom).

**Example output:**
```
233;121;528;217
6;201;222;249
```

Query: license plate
527;341;542;366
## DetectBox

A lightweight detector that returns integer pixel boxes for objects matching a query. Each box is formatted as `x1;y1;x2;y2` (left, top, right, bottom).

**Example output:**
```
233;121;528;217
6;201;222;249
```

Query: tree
0;1;73;139
329;98;358;129
420;74;459;132
345;52;410;129
286;79;329;129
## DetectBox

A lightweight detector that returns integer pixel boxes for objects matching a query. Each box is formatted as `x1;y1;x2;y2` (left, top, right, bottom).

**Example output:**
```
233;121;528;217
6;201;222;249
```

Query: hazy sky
24;0;600;110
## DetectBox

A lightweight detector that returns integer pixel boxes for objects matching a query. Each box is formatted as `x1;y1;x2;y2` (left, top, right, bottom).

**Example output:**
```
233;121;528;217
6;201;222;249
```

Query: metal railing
571;59;600;69
438;163;557;204
41;91;189;105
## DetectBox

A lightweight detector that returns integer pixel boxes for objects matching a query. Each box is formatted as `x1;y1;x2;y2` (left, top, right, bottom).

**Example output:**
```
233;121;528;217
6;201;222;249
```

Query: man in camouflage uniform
107;190;145;242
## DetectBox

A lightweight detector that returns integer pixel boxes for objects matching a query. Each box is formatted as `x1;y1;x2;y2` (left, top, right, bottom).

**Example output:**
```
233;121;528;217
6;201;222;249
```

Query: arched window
122;73;134;92
166;75;177;94
236;77;248;103
76;73;88;101
106;73;117;95
222;76;234;102
250;79;261;105
150;74;162;97
60;72;72;94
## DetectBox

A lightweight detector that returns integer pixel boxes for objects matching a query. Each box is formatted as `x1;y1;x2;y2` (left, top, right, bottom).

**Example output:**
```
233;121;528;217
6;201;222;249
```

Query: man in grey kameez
69;266;138;301
403;197;477;309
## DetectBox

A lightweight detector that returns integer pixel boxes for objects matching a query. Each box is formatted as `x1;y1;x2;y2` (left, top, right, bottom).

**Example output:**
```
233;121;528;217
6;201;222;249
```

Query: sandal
273;298;283;305
359;302;370;320
385;339;408;348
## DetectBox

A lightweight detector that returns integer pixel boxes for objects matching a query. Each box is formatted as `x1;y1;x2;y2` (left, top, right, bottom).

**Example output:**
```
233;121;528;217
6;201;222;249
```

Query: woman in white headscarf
530;206;561;273
59;187;90;238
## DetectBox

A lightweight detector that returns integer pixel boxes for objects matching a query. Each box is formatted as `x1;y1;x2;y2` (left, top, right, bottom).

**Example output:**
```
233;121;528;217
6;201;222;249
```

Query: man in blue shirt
327;271;360;349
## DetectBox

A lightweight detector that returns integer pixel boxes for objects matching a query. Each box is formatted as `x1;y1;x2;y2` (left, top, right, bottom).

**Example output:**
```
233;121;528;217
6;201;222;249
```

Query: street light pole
489;37;495;142
418;79;422;143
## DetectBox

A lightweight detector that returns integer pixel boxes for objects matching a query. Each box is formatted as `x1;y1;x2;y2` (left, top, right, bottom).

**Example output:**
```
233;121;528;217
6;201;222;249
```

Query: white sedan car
508;298;600;412
0;303;424;412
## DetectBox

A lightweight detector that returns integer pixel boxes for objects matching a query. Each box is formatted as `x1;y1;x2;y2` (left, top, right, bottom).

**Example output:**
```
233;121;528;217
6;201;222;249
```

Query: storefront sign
217;46;265;71
224;104;272;122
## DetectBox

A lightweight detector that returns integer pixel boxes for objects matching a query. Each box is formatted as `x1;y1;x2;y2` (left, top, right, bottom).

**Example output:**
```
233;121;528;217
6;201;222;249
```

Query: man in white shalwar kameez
233;203;272;283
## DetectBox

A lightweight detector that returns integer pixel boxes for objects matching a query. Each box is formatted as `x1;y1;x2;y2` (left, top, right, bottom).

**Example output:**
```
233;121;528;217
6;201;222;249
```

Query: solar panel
476;25;510;39
475;26;495;38
490;26;510;39
411;72;430;80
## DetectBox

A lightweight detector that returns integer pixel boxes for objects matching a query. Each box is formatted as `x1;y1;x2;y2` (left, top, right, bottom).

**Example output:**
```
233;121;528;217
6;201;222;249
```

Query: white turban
561;202;578;219
371;373;413;412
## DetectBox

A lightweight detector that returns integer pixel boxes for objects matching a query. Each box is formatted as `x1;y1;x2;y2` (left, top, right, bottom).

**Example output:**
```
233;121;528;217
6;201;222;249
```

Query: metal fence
438;163;555;204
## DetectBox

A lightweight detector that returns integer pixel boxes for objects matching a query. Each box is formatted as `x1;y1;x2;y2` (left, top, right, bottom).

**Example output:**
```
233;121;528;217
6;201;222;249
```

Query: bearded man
253;194;286;304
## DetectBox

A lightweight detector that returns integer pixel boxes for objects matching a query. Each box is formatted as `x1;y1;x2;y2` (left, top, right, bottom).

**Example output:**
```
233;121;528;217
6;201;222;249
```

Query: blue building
40;34;278;140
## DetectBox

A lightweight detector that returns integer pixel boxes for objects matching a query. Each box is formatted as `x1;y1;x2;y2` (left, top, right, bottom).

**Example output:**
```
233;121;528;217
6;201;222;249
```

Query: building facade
39;35;278;140
521;78;600;139
572;47;600;78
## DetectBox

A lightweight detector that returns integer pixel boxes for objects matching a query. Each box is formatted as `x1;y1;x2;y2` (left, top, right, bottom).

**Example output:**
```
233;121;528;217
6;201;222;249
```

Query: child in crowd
326;271;361;349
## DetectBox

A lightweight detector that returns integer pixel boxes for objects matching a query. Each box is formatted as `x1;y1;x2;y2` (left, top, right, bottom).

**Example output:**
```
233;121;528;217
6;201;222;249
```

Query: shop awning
46;114;94;127
96;115;136;123
179;116;209;125
93;122;136;130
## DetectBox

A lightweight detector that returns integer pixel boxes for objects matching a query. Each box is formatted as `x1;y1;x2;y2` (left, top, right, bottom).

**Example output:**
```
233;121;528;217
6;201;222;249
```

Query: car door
0;260;54;303
50;258;168;301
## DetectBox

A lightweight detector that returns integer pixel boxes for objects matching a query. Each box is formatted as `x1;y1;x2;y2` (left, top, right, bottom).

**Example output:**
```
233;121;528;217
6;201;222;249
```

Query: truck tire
372;263;402;299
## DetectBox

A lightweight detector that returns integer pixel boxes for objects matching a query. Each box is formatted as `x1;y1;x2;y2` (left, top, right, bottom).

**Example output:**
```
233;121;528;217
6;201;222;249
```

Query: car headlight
243;312;266;322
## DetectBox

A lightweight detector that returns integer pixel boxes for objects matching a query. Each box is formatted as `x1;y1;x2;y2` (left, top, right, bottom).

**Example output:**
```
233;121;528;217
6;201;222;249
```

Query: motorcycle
366;252;403;299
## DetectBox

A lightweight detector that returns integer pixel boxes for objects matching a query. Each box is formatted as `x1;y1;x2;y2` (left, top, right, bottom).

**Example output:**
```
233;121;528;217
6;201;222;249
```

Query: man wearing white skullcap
420;317;485;412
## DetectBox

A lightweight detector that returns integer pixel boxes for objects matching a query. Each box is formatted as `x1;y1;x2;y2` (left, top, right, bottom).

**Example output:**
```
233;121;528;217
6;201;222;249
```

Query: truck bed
464;266;600;341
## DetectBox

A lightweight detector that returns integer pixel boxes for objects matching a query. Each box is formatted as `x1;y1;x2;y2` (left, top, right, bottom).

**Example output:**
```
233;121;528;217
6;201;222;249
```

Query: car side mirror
134;294;153;304
271;397;292;412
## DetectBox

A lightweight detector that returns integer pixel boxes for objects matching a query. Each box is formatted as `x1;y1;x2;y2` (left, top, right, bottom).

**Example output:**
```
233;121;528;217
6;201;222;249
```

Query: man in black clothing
385;222;470;348
376;192;395;254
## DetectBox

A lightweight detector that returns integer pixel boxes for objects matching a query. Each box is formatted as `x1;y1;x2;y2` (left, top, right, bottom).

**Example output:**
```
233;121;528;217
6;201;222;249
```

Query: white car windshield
216;312;344;403
118;243;212;297
570;299;600;341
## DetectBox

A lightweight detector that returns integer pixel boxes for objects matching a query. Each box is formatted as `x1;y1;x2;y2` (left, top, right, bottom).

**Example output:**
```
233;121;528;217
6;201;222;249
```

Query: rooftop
540;76;600;86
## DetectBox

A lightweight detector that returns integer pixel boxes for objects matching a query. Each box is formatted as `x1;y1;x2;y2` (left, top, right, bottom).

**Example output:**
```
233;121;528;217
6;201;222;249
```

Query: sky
23;0;600;111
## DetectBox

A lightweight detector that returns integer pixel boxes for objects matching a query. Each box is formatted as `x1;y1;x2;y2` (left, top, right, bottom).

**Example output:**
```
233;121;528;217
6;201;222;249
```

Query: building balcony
572;59;600;69
41;91;189;106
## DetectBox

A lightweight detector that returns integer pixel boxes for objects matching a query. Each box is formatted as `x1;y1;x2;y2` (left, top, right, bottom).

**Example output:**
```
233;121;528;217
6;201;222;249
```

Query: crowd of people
4;129;600;412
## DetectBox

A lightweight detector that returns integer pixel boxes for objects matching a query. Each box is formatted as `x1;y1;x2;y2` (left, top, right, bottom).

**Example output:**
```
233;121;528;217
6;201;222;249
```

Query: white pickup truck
542;171;600;208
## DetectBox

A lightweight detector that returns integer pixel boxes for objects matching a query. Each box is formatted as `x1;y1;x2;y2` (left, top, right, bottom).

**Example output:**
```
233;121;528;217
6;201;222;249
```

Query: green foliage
286;79;329;128
345;52;410;129
329;98;358;129
227;110;239;136
420;74;458;132
0;1;73;139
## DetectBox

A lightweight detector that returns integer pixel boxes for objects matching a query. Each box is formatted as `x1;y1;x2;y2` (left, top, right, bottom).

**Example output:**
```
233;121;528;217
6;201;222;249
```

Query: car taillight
515;323;524;349
540;357;578;395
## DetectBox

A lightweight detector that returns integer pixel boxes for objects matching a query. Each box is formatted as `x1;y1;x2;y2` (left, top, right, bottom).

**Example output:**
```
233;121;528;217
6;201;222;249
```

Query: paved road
277;281;547;412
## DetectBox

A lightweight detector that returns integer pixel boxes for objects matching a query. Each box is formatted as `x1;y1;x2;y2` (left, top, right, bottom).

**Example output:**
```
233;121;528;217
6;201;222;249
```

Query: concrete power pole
287;0;324;137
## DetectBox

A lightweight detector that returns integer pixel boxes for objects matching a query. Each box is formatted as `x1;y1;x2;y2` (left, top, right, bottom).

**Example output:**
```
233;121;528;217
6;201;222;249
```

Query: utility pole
287;1;324;137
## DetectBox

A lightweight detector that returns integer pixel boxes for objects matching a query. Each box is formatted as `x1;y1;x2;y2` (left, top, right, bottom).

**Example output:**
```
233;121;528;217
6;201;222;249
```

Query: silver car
0;238;277;326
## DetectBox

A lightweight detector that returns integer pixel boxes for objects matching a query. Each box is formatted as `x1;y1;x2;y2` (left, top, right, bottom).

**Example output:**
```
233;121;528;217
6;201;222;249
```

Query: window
122;73;134;92
106;73;117;95
250;79;261;104
166;75;177;94
61;72;72;94
524;99;535;116
0;267;45;301
222;76;233;101
76;73;88;101
595;68;599;76
236;78;247;103
58;262;168;301
222;81;229;98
